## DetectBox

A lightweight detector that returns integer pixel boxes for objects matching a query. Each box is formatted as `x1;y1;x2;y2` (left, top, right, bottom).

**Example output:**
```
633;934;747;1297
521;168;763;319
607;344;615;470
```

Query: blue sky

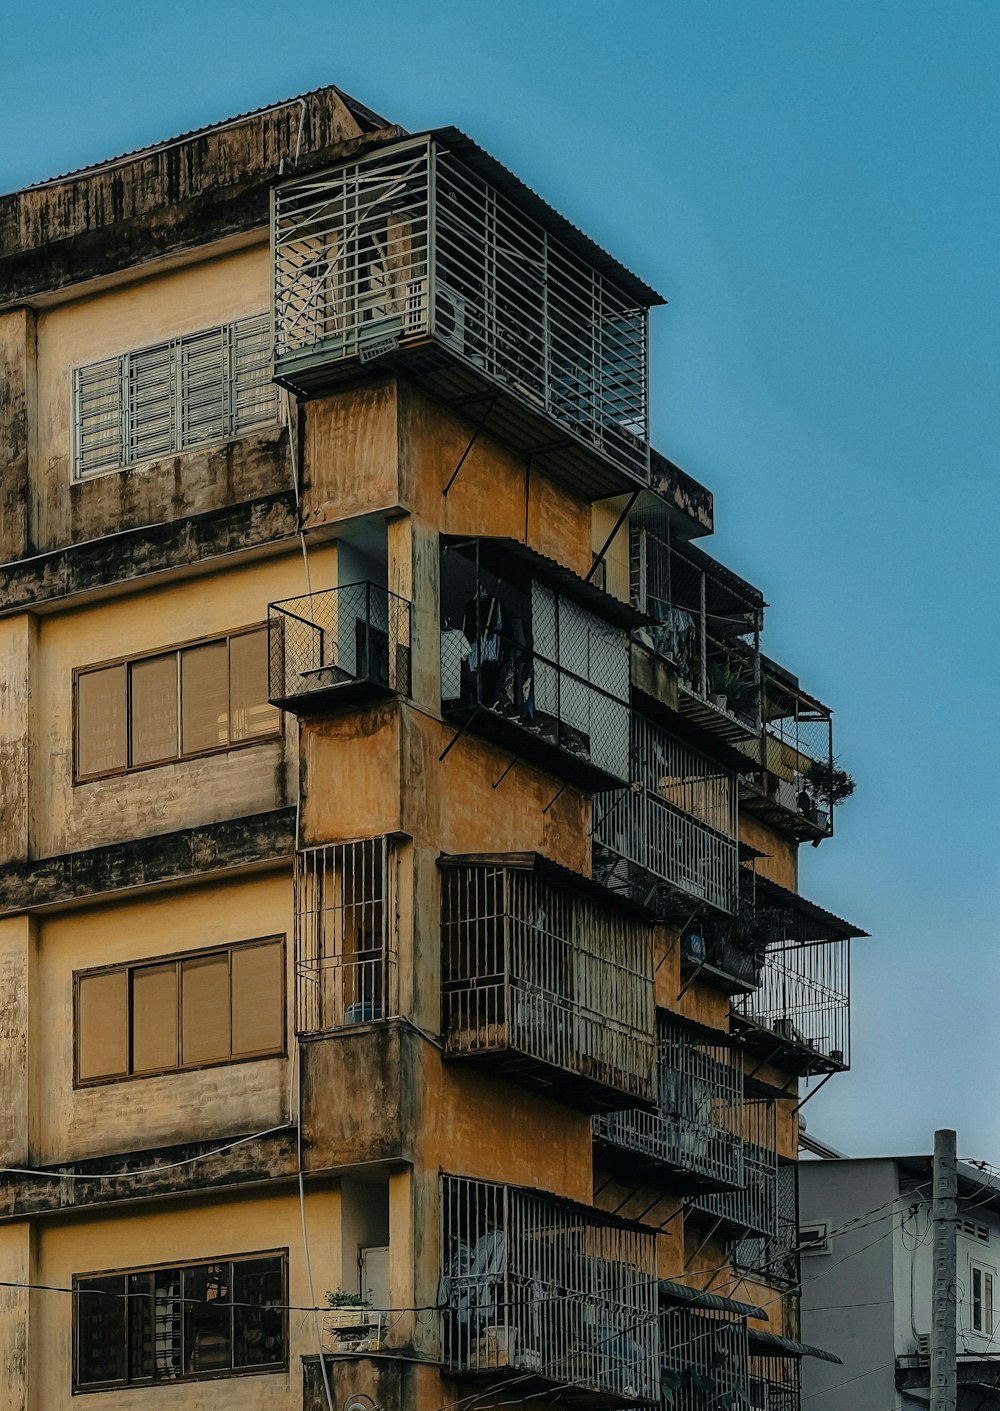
4;1;998;1161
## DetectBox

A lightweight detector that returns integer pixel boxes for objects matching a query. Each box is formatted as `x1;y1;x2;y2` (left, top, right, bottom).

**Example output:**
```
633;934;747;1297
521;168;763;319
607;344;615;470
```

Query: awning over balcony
748;1328;843;1364
659;1279;766;1321
754;876;869;943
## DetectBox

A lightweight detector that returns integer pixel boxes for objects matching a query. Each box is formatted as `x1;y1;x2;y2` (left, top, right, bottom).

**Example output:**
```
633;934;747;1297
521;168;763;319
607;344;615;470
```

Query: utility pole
930;1127;958;1411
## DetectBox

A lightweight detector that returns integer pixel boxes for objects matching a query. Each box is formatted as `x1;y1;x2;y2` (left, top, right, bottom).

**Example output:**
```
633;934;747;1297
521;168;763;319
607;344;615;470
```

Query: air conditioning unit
436;284;487;367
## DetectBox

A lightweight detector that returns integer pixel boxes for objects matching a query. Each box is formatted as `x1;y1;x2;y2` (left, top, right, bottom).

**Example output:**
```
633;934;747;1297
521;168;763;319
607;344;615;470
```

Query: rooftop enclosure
440;1176;658;1405
441;538;634;791
272;133;660;498
690;1099;779;1241
733;1162;799;1288
594;1017;744;1192
631;514;764;743
743;665;835;842
732;880;855;1075
661;1306;750;1411
269;582;411;713
440;857;656;1111
295;838;400;1033
593;714;739;916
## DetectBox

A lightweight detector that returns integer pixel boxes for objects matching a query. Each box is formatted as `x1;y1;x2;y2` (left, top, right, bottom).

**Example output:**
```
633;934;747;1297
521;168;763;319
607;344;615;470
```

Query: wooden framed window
72;313;278;481
74;1251;286;1390
74;937;286;1085
74;626;280;781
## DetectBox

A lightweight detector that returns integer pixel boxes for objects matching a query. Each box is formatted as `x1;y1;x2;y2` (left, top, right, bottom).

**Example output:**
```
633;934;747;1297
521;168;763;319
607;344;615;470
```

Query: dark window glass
76;1275;127;1387
184;1262;231;1374
127;1272;154;1383
233;1257;285;1368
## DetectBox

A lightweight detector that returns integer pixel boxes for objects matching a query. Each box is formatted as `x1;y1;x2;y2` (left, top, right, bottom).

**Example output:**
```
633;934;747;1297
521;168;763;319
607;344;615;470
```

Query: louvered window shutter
231;313;275;432
74;357;124;477
180;325;228;447
127;340;176;462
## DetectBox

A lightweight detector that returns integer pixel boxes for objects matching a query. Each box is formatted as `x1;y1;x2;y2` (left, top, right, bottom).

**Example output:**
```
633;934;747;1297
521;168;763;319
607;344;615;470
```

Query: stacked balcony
295;838;400;1033
441;537;636;791
440;856;655;1111
742;661;835;842
689;1099;779;1242
268;582;411;714
732;1161;800;1289
594;713;739;916
660;1303;751;1411
630;515;764;743
272;132;663;498
440;1175;658;1406
731;878;864;1076
748;1349;802;1411
594;1017;744;1192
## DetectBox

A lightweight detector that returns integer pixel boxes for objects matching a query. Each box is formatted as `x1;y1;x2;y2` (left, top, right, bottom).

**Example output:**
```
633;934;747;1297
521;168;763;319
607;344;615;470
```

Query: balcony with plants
741;660;852;843
630;513;764;744
593;712;740;917
440;536;640;791
730;878;865;1077
439;854;656;1112
272;132;663;498
440;1175;659;1406
593;1016;744;1193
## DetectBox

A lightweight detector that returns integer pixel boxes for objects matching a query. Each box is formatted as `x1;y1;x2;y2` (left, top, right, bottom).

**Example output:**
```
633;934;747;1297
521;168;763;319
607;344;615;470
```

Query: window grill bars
268;582;412;710
294;838;399;1033
441;863;656;1106
594;1018;744;1191
734;937;851;1070
594;715;739;915
440;1175;659;1404
661;1307;751;1411
72;314;278;480
748;1350;801;1411
689;1099;779;1240
272;137;651;486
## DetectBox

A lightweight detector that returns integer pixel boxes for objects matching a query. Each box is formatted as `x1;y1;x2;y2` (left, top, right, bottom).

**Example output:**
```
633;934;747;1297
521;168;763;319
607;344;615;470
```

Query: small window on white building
971;1263;994;1334
960;1220;990;1244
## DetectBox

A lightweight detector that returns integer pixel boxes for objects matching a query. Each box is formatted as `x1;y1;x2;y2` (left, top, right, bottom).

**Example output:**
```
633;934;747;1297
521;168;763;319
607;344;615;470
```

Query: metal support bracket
492;756;518;789
442;393;499;496
587;488;641;582
438;709;481;763
542;781;568;815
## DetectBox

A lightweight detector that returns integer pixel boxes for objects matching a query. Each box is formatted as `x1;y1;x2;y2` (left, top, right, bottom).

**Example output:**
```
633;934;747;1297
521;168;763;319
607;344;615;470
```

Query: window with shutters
75;625;280;781
74;937;285;1085
71;313;279;480
74;1251;286;1389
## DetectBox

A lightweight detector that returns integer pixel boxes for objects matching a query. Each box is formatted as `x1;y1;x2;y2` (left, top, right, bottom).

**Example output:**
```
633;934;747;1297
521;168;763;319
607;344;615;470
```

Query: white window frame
970;1260;995;1335
71;313;279;482
799;1219;830;1255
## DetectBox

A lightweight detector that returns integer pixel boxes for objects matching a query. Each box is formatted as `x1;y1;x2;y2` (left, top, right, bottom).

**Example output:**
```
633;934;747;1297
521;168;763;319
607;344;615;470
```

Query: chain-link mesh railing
268;582;411;710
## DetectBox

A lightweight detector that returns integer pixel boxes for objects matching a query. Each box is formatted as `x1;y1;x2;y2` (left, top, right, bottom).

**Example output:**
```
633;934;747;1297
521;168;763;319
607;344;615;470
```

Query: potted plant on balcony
804;759;856;831
324;1287;384;1351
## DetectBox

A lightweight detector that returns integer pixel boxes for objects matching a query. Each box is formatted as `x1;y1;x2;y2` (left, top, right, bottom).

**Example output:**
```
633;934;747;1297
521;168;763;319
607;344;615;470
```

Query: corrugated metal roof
436;851;657;921
659;1279;767;1321
755;876;869;942
16;84;391;194
429;126;666;309
748;1328;843;1364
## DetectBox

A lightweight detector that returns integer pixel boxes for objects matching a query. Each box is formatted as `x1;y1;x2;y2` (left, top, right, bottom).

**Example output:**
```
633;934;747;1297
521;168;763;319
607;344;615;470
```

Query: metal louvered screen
72;314;278;479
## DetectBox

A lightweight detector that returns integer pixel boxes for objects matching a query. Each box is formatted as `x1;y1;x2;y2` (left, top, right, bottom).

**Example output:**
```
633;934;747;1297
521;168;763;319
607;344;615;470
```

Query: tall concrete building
0;85;862;1411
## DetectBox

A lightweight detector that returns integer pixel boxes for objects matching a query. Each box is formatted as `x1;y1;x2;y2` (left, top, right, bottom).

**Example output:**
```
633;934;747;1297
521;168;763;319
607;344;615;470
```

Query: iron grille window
74;937;285;1084
440;1175;658;1403
748;1352;801;1411
72;313;278;480
74;1252;286;1390
295;838;400;1033
661;1307;750;1411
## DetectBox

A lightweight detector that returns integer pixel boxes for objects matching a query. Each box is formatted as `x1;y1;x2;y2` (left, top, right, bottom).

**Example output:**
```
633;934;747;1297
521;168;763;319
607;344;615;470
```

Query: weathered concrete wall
32;872;292;1164
0;308;34;565
30;549;330;859
0;916;35;1168
0;615;34;866
0;86;386;303
0;1220;31;1411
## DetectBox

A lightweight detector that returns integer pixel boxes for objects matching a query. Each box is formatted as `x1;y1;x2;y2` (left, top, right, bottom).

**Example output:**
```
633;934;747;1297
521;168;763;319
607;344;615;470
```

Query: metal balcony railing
272;133;661;498
731;877;862;1075
594;1018;744;1192
733;1162;800;1289
295;838;400;1033
630;521;764;743
440;1176;658;1405
594;714;739;916
441;858;656;1110
741;662;835;842
748;1353;801;1411
661;1307;751;1411
268;582;411;714
689;1100;779;1240
441;538;633;791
